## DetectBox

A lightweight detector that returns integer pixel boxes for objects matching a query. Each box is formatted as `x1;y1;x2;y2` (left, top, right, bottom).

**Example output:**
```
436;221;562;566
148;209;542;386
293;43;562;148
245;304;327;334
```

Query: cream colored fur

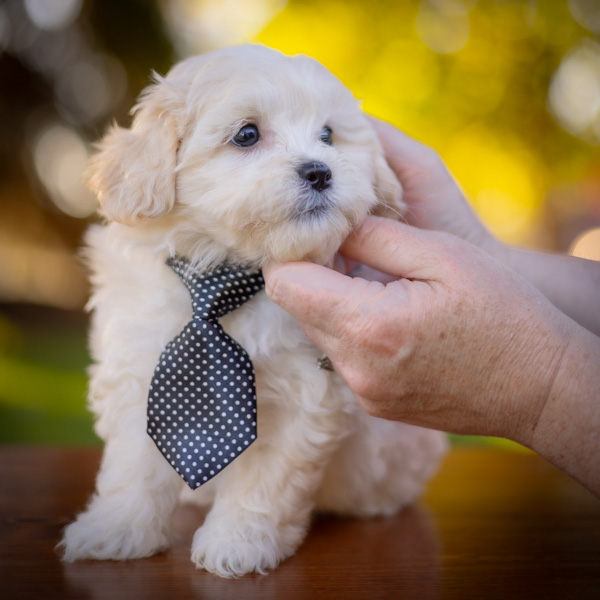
59;45;447;577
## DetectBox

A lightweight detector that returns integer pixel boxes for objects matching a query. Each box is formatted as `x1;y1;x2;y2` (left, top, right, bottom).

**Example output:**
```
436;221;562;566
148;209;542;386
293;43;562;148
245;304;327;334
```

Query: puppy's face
89;45;402;266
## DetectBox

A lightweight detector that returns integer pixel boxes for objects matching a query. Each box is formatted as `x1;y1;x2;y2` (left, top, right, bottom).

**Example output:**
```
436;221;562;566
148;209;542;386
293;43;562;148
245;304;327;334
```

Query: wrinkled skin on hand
265;216;570;445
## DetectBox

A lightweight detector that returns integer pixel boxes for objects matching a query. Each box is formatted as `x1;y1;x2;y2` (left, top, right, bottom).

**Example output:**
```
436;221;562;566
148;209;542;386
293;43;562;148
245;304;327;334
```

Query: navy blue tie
148;256;264;489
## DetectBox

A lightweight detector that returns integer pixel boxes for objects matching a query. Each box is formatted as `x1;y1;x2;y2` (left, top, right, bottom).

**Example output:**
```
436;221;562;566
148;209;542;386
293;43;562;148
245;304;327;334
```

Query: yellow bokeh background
248;0;600;248
1;0;599;444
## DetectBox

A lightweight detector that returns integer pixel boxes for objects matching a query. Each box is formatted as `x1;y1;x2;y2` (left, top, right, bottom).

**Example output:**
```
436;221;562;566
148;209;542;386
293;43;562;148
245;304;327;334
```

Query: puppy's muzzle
298;161;332;192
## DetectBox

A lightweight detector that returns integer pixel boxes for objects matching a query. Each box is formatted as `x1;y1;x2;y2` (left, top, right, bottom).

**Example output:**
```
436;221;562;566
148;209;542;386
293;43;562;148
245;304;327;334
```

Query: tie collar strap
167;256;265;321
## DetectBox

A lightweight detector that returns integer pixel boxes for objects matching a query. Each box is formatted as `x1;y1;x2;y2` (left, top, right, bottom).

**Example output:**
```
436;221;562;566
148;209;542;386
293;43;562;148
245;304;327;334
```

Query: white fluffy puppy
60;44;446;577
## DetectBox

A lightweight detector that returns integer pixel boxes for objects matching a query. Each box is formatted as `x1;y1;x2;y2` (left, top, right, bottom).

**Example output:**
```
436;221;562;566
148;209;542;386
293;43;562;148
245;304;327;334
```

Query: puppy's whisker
402;204;422;226
372;198;407;223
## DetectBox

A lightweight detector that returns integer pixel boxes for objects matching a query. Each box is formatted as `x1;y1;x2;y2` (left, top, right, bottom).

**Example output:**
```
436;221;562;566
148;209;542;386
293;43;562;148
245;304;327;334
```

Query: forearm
521;322;600;496
488;241;600;337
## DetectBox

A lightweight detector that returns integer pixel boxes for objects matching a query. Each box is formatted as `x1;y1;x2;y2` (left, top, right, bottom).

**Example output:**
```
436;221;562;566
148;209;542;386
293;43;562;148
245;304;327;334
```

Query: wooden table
1;446;599;599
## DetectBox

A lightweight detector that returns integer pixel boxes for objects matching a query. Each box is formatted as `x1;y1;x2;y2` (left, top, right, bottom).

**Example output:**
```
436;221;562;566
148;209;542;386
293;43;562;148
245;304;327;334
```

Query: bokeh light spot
55;53;127;125
0;5;9;52
163;0;287;54
416;0;471;55
31;122;97;219
570;227;600;260
549;40;600;143
568;0;600;35
24;0;82;31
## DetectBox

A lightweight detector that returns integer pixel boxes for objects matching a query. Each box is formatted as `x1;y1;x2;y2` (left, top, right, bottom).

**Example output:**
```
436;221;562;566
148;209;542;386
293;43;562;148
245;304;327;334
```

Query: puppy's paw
191;512;304;577
59;499;170;561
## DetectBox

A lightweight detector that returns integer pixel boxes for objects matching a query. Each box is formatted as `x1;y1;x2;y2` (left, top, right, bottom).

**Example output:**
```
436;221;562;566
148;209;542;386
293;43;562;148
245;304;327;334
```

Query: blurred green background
0;0;599;447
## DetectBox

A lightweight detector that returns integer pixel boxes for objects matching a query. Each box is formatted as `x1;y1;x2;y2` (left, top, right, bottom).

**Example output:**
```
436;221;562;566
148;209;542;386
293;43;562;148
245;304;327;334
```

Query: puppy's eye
232;124;260;147
320;126;333;146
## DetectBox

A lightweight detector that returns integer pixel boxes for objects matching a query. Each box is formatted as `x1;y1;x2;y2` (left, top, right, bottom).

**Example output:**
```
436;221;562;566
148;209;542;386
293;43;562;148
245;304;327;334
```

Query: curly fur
58;44;447;577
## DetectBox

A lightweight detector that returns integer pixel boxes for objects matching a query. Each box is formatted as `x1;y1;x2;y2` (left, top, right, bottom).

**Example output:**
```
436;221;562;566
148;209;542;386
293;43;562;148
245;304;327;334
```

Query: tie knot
167;256;264;321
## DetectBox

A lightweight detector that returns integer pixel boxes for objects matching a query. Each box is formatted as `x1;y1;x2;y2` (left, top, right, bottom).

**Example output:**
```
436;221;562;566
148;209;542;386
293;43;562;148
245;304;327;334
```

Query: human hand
265;216;571;446
370;118;500;254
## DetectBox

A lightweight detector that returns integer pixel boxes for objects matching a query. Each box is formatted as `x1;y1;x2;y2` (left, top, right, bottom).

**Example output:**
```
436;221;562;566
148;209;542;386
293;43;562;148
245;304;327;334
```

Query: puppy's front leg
190;400;343;577
59;397;184;561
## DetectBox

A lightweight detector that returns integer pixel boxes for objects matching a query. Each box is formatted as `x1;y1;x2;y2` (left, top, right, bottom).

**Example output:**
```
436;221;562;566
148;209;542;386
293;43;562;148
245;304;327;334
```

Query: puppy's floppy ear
87;75;186;224
370;144;405;220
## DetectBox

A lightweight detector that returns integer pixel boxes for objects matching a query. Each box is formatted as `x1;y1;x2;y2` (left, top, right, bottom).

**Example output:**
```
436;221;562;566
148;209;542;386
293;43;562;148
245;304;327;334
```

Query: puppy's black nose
298;161;332;192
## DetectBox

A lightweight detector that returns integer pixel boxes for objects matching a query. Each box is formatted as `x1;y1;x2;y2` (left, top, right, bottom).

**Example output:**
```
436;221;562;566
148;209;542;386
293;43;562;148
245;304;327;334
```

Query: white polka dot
148;259;262;489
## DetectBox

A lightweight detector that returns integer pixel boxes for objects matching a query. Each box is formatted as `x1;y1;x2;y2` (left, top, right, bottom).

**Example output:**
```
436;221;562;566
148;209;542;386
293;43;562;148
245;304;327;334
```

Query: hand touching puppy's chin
268;210;362;265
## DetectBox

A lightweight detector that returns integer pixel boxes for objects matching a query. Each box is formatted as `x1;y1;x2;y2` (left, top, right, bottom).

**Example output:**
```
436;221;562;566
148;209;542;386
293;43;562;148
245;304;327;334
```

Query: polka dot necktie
147;256;265;489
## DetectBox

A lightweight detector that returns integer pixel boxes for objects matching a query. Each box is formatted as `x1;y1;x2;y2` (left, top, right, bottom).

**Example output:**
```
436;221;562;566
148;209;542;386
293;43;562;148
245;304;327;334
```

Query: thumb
264;218;447;328
341;216;445;280
263;261;368;336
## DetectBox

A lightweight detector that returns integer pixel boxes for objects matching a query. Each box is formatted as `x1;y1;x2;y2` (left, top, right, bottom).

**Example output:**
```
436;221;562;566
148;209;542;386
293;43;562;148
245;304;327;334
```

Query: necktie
147;256;265;489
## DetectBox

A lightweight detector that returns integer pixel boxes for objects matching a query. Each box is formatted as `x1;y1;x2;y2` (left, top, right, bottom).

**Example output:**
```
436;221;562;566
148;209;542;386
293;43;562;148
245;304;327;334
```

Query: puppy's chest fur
220;295;349;412
87;223;349;418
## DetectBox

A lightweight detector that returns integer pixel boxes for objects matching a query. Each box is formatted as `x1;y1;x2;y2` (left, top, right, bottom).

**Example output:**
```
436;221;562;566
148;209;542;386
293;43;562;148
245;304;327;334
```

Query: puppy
60;44;446;577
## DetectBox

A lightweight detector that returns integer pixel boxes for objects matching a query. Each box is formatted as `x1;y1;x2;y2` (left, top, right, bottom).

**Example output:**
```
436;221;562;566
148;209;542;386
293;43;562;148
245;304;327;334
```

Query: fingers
264;259;400;377
263;261;359;335
348;264;397;285
340;216;444;280
333;253;359;275
265;217;449;327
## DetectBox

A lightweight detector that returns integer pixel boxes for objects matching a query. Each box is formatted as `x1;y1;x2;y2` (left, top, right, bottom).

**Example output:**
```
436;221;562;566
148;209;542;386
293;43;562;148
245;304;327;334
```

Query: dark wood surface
1;446;599;599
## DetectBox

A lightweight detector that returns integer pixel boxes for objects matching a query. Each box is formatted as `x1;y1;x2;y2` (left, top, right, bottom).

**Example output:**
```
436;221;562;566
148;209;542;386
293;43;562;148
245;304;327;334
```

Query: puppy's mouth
294;192;333;220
